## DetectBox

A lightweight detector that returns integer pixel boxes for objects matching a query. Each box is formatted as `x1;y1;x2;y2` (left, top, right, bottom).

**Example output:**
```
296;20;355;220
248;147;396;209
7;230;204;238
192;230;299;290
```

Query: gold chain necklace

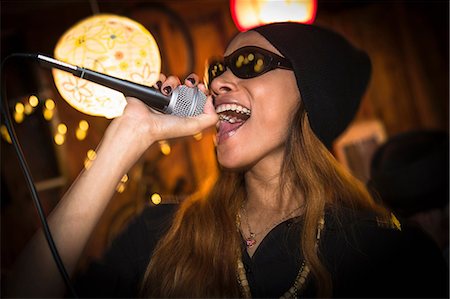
240;204;303;248
236;215;325;298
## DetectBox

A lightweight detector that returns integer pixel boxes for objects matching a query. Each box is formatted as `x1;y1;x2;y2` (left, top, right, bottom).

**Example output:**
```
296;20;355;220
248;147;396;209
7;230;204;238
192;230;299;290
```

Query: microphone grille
171;86;207;117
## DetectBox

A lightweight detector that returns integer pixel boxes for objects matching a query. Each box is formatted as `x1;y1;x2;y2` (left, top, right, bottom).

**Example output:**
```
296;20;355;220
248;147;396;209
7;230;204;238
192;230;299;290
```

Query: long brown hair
140;102;386;297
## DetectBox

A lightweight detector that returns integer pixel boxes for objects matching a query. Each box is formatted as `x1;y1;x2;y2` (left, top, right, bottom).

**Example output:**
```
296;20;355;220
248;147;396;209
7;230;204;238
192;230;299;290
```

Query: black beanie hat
252;22;372;148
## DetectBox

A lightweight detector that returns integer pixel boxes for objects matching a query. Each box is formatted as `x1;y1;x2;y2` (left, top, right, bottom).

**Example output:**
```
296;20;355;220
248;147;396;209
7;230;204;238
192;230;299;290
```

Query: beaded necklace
236;215;325;298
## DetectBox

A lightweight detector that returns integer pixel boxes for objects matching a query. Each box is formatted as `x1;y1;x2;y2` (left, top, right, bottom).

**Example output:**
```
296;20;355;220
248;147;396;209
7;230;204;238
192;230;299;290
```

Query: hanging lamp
53;14;161;118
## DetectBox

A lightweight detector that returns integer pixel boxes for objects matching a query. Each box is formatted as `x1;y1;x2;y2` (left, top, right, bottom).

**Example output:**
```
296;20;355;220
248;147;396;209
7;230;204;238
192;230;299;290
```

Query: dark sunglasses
205;46;293;87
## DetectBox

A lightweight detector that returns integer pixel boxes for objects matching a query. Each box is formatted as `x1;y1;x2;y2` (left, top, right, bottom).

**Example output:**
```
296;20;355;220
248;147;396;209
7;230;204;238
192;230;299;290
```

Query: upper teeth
215;104;251;116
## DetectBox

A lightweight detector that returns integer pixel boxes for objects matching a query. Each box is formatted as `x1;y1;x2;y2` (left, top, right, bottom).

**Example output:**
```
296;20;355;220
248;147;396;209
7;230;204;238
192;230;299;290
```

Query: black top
74;204;449;298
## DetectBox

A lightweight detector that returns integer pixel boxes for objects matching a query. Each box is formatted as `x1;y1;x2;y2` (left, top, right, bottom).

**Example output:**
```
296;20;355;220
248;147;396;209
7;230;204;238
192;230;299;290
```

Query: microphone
36;54;206;117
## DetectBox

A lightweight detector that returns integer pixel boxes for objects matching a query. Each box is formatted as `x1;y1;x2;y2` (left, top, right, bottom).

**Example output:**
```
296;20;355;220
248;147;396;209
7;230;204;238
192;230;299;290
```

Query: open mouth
215;103;251;144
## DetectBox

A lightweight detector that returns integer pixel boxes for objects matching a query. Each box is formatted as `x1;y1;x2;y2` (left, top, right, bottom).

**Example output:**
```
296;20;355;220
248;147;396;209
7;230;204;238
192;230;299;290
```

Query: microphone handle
37;54;169;112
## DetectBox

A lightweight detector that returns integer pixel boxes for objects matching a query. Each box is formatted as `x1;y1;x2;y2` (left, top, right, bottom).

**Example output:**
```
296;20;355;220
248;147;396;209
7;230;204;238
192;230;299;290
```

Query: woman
8;22;448;298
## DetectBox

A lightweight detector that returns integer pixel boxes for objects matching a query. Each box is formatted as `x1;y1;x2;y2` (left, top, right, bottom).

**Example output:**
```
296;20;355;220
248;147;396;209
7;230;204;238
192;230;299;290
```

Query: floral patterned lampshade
53;14;161;118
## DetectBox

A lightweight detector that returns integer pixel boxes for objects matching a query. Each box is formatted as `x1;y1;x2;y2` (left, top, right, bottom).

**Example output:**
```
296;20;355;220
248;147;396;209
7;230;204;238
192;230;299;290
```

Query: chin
216;152;254;173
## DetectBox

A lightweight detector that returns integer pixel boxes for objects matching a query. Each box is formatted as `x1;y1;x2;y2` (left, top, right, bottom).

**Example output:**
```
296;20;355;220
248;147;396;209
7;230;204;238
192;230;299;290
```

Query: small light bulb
54;133;65;145
76;128;87;140
24;104;33;115
15;102;25;114
43;109;54;121
45;99;55;110
57;123;68;134
151;193;162;205
14;112;24;123
193;132;203;141
87;149;97;160
79;120;89;131
159;140;171;155
29;95;39;107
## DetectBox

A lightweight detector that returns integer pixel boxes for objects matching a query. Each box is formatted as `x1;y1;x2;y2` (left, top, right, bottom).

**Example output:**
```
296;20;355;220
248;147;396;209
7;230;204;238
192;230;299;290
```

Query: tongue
219;121;243;134
217;120;245;143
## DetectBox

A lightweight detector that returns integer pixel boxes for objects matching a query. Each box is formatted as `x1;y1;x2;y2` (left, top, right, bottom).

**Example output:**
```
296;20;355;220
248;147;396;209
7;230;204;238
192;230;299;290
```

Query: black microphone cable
1;53;78;298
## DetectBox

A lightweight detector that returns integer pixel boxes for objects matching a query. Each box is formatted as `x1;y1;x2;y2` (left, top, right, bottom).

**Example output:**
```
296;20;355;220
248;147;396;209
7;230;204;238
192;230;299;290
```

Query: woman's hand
104;73;218;157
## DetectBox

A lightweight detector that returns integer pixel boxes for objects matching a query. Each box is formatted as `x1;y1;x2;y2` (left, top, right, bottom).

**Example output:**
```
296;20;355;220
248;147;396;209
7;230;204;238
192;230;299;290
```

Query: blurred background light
231;0;317;31
53;14;161;118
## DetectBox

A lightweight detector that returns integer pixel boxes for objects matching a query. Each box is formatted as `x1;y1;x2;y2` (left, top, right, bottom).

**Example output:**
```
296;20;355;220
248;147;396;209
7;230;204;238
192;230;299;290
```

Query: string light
79;120;89;131
57;123;68;134
29;95;39;107
159;140;171;155
193;132;203;141
24;103;33;115
14;112;24;124
87;149;97;160
76;119;89;141
116;174;129;193
1;125;12;144
45;99;55;110
84;149;97;170
43;99;55;121
54;133;65;145
15;102;25;114
151;193;162;205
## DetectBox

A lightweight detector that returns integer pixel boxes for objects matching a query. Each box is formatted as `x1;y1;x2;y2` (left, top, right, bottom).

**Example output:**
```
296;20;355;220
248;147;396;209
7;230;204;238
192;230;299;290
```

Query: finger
184;73;200;87
197;83;209;95
161;75;181;96
153;73;167;90
203;95;216;115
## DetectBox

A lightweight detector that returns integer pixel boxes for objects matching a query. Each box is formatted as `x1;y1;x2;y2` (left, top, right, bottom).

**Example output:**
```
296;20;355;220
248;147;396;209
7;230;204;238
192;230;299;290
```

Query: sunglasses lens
206;60;226;87
229;49;271;79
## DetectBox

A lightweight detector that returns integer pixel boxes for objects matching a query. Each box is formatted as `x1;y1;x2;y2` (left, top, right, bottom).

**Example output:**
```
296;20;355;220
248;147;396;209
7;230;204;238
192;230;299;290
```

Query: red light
231;0;317;32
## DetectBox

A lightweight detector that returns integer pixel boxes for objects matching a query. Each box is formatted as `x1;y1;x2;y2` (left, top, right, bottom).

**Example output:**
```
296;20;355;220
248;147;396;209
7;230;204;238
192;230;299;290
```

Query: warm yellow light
43;109;54;121
231;0;317;31
193;132;203;141
151;193;162;205
159;140;171;155
53;14;161;119
45;99;55;110
1;125;12;144
54;133;65;145
87;149;97;160
121;174;128;183
57;123;68;134
79;120;89;131
76;128;87;140
84;158;93;170
24;104;33;115
116;184;126;193
29;95;39;107
14;112;24;123
15;102;25;114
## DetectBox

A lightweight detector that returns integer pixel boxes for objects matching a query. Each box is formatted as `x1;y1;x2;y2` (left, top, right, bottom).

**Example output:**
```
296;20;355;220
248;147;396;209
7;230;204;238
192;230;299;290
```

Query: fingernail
186;77;195;85
163;86;172;94
156;81;162;89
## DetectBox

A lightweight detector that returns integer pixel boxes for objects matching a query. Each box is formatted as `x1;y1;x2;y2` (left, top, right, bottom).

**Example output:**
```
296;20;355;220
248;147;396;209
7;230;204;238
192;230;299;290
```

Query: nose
210;70;238;96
